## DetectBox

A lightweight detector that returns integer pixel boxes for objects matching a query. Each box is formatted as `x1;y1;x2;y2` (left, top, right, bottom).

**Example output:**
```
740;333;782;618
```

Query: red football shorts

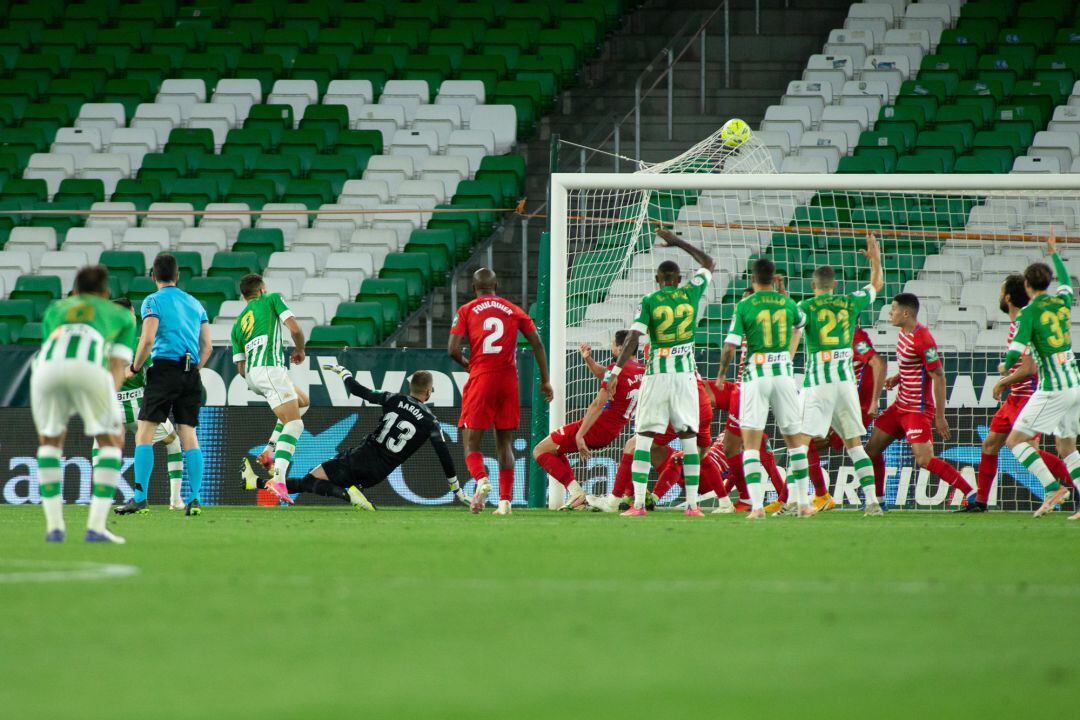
459;371;519;430
989;393;1036;436
874;403;933;445
724;384;741;437
550;419;620;454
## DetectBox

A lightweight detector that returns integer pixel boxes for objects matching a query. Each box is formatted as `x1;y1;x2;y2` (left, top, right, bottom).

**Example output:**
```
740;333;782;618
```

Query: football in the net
720;118;751;148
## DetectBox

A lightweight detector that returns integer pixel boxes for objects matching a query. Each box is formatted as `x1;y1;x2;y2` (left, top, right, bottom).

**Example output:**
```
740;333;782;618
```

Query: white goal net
549;149;1080;513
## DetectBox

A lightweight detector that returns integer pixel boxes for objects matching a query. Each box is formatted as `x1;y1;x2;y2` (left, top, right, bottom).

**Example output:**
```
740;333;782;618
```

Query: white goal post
548;171;1080;511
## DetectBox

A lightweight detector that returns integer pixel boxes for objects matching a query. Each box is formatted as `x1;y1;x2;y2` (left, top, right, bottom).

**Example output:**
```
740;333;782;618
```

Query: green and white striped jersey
116;331;150;423
798;286;877;387
1005;253;1080;391
39;294;136;369
630;268;711;375
726;290;806;382
231;292;294;368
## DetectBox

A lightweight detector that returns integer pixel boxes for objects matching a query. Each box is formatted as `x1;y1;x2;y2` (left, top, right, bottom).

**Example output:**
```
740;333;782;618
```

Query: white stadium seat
86;202;137;241
821;105;870;148
355;104;407;147
780;155;830;173
188;103;237;150
132;103;183;146
436;80;486;120
198;203;252;243
81;152;132;197
313;204;361;245
265;251;317;286
862;55;910;99
1012;156;1062;173
761;104;811;148
301;277;351;318
51;128;103;164
0;251;33;291
325;252;375;296
412;103;463;150
395;179;446;209
75;103;126;144
469;105;517;154
256;204;309;247
389;129;439;161
292;228;341;271
212;79;263;123
340;179;392;208
23;153;75;198
1028;131;1080;170
62;228;114;264
5;228;57;269
417;155;470;197
446;129;496;175
380;80;429;122
324;80;374;123
349;229;399;268
157;79;207;121
107;128;159;170
824;28;874;68
120;227;171;259
143;202;195;242
839;81;888;126
39;251;89;292
175;227;228;268
268;80;319;127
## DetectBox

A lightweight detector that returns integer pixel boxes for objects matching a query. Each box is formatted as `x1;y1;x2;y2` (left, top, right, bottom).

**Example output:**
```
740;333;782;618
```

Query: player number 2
376;411;417;453
1041;307;1071;348
653;304;695;342
755;309;788;347
482;317;505;354
816;308;849;345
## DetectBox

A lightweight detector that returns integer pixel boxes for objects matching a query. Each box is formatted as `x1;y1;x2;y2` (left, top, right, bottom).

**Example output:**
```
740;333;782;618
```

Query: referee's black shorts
139;359;203;426
321;443;391;490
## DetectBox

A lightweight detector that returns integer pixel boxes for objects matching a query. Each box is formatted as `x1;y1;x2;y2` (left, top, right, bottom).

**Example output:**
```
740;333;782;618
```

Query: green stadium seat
222;128;273;171
186;276;237;320
225;180;277;210
55;179;105;205
172;251;203;284
260;28;309;67
0;299;36;335
205;27;254;55
244;105;294;149
47;79;96;118
111;179;163;210
308;156;361;197
355;280;406;336
404;55;452;96
100;251;146;286
169;178;220;210
336;129;383;165
458;55;509;98
341;2;386;25
291;54;340;95
208;251;261;282
102;80;153;118
345;54;396;96
251;155;302;196
2;179;48;203
236;55;284;96
493;80;542;135
126;55;173;94
331;301;385;345
282;179;334;210
16;322;42;346
300;104;349;147
0;322;12;345
125;276;157;310
837;155;887;173
318;27;367;66
308;324;360;348
428;203;478;256
278;129;326;172
193;155;245;194
283;3;331;44
896;155;945;173
972;129;1023;169
28;199;84;241
10;275;62;319
233;228;284;270
166;128;215;158
477;155;526;199
380;253;432;304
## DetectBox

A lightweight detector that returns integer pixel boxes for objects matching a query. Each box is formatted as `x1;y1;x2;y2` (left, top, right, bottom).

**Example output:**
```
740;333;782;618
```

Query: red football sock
613;453;633;497
653;460;684;499
976;452;997;504
536;452;575;488
927;457;972;495
498;468;514;502
729;452;749;500
700;458;724;496
1039;450;1073;489
872;453;886;499
762;450;787;502
807;443;828;496
466;452;487;482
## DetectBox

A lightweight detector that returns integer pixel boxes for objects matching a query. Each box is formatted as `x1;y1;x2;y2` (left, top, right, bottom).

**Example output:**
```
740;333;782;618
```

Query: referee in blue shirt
116;254;212;516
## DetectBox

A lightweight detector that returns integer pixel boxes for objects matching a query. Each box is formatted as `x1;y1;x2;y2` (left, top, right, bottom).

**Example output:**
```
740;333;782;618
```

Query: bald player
449;268;554;515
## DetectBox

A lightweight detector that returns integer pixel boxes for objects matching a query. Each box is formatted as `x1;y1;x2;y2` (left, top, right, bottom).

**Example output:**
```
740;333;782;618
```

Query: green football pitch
1;506;1077;720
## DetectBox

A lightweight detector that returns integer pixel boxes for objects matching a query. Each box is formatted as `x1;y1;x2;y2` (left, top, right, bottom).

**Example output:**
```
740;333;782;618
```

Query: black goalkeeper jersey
343;376;456;478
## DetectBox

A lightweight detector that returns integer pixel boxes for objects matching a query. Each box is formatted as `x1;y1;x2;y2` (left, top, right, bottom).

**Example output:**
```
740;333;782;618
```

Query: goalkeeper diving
242;364;469;509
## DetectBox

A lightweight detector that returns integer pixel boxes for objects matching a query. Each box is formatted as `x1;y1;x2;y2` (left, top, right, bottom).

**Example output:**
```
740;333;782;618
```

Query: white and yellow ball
719;118;751;148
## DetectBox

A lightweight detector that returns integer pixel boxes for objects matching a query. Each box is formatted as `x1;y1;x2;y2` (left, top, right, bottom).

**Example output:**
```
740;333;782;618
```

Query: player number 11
755;309;788;347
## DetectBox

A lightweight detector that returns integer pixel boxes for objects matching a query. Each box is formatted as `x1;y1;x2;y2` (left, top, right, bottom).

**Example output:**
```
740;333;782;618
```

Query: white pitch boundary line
0;560;139;584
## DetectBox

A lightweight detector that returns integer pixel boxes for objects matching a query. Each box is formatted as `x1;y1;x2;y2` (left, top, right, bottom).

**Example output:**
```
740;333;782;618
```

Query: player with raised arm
448;268;553;515
533;331;643;510
864;293;973;511
716;258;808;519
1000;232;1080;518
605;228;715;517
32;265;136;543
107;298;185;513
963;274;1075;513
230;274;311;505
243;366;469;510
787;235;884;515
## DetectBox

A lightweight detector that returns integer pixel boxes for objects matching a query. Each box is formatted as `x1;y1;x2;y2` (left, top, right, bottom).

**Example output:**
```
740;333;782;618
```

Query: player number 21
755;309;788;347
816;308;849;345
482;317;505;354
653;304;695;342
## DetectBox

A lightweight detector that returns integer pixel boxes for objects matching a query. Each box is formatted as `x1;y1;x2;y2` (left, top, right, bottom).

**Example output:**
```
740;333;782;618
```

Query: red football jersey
451;295;536;377
851;327;878;410
1005;320;1037;400
595;359;645;430
895;324;942;413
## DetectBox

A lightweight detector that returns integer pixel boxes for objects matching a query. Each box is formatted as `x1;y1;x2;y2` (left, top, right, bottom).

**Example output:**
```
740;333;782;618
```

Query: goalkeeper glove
322;364;353;382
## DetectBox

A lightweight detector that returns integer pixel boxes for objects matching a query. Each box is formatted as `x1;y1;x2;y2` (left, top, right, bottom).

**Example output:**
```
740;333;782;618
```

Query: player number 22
755;309;788;347
376;411;416;453
482;317;505;354
653;304;695;342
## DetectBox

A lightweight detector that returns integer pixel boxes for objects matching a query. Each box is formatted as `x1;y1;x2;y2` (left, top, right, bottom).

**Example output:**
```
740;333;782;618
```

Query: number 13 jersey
631;268;711;375
451;295;537;377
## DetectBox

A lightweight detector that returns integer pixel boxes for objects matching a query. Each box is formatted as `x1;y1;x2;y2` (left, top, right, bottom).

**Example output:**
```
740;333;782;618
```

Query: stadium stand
0;0;624;346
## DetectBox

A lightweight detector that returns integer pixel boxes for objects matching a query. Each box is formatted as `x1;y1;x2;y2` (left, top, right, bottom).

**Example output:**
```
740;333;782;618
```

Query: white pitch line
0;560;139;584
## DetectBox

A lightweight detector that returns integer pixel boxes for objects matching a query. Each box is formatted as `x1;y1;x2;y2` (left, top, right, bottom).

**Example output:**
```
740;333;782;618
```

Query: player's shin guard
1061;451;1080;491
743;449;765;510
613;452;633;497
273;419;303;480
976;452;997;505
166;437;184;503
265;421;283;455
788;445;810;508
37;445;64;533
926;457;972;496
631;435;654;509
806;443;828;497
498;468;514;502
682;438;700;508
1040;450;1074;490
184;448;204;502
88;446;121;533
1012;444;1057;490
133;443;154;503
847;445;877;504
465;452;487;482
